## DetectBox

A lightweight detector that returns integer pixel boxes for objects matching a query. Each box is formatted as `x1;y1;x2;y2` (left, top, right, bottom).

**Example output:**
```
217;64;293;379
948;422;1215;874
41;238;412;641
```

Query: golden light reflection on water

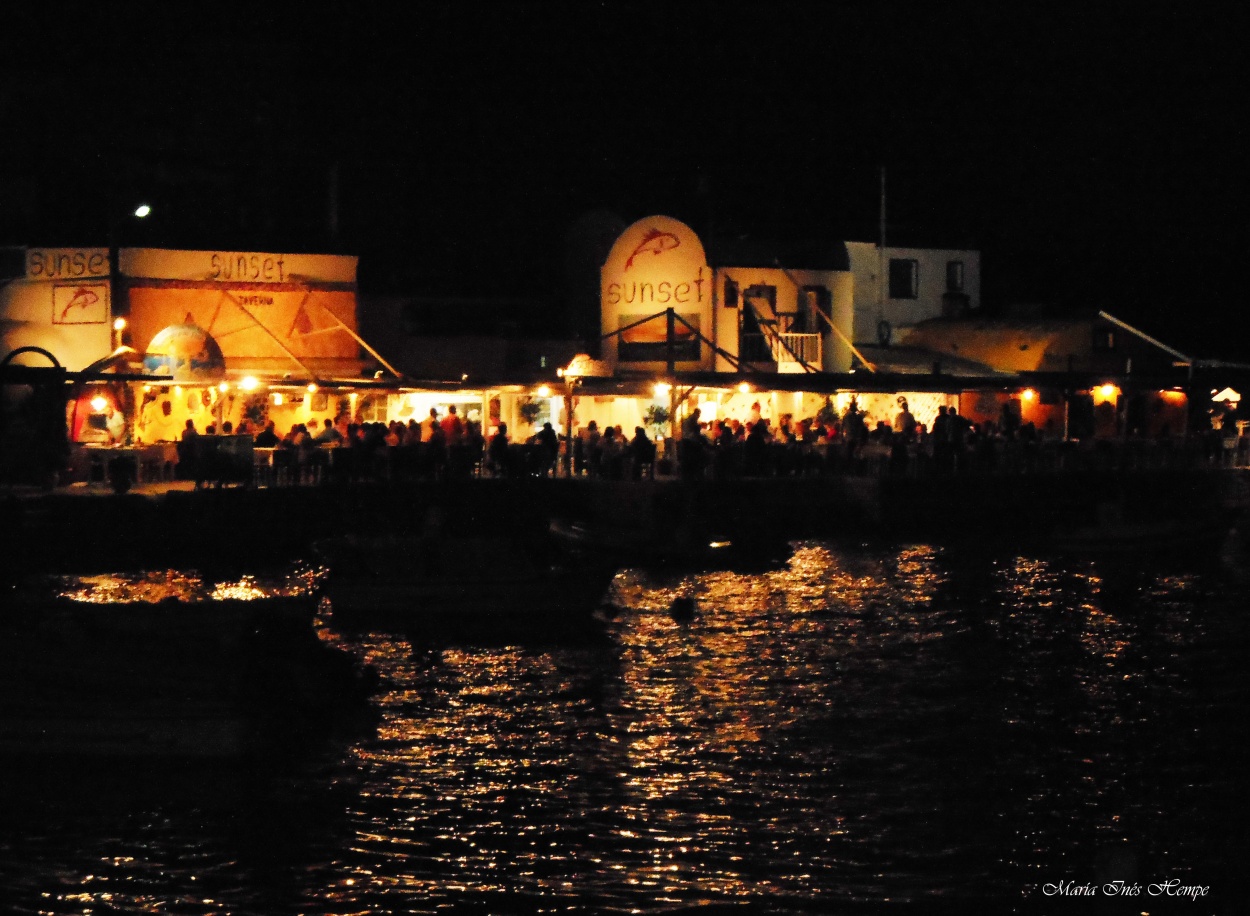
312;541;1225;910
385;544;920;903
20;540;1223;914
210;577;270;600
37;565;316;603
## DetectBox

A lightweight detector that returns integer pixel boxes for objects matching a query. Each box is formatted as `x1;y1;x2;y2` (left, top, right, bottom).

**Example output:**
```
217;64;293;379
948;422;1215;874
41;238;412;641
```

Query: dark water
2;539;1248;915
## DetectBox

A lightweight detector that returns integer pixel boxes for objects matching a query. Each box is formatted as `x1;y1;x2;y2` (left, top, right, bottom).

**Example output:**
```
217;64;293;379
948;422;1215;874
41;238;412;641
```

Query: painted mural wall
119;248;362;378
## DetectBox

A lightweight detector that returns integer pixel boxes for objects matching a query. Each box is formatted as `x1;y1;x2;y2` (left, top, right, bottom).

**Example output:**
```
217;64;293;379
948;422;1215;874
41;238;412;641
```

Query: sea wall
3;468;1237;576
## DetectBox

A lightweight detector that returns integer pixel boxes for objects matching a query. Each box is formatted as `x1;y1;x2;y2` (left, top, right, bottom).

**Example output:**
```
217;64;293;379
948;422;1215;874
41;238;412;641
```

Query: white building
845;242;980;347
600;216;856;374
597;218;982;377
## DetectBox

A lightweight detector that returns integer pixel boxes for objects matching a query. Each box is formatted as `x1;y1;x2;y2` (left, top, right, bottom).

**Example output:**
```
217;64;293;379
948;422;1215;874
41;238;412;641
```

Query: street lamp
108;201;153;348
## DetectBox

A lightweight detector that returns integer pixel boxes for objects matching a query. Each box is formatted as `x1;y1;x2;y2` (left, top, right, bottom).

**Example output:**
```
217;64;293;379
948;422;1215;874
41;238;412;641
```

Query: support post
666;308;676;375
562;388;575;477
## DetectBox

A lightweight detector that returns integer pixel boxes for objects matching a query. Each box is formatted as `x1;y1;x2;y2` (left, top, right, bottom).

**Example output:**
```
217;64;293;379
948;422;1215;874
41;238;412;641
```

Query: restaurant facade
0;228;1230;486
559;215;1208;450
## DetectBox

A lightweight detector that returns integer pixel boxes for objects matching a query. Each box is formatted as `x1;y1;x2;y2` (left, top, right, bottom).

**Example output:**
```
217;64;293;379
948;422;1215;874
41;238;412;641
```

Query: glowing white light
90;396;108;412
133;204;152;218
240;376;259;391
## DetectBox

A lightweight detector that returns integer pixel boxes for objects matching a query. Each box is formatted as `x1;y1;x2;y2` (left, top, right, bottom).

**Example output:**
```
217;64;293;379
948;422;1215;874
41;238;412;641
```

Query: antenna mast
878;166;887;323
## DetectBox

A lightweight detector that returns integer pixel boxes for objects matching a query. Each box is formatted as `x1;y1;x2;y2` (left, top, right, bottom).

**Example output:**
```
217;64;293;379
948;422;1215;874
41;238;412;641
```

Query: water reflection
15;565;320;604
0;539;1243;913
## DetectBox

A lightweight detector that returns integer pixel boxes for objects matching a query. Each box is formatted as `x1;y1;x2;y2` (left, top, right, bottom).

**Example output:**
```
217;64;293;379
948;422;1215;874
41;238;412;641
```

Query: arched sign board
601;216;712;371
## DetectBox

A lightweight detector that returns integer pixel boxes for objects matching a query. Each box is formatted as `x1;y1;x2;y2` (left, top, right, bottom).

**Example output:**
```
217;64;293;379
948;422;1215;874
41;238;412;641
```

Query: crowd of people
169;392;1231;488
569;421;657;480
667;397;1069;480
558;397;1049;482
176;405;490;485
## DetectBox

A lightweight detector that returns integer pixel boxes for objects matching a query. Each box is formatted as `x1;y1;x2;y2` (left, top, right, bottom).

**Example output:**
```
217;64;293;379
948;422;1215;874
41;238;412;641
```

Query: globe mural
143;324;225;382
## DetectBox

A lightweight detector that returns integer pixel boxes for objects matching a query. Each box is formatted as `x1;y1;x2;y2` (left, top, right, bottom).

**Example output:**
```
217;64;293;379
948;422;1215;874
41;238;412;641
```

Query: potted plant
518;398;543;430
817;396;837;428
643;403;670;437
644;404;673;473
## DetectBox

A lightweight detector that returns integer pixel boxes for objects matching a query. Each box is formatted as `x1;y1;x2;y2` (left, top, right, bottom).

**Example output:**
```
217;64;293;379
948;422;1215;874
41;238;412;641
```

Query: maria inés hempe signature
1043;879;1209;899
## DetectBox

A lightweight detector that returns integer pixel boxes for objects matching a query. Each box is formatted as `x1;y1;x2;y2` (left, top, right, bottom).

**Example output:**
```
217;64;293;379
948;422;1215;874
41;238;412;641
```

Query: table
81;443;178;486
253;447;278;486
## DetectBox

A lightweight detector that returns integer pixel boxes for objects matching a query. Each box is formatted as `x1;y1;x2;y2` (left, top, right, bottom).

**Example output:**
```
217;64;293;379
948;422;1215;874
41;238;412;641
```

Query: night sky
2;3;1244;357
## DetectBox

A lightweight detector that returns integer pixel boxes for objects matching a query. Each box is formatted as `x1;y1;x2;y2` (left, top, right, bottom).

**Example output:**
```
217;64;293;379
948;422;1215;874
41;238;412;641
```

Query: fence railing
739;332;822;368
774;333;821;368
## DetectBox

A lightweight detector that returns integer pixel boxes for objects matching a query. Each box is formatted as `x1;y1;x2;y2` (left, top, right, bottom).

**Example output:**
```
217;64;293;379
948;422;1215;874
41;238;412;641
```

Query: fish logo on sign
624;228;680;270
59;287;99;321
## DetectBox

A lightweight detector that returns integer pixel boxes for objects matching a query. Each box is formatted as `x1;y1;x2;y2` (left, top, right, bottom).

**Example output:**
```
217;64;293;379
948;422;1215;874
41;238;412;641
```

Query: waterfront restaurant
103;248;620;448
0;246;598;481
4;247;404;481
528;215;1206;454
1;235;1223;486
113;248;378;443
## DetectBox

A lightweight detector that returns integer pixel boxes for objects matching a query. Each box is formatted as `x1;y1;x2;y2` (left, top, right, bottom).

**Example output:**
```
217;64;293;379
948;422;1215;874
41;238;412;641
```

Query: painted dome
143;324;225;382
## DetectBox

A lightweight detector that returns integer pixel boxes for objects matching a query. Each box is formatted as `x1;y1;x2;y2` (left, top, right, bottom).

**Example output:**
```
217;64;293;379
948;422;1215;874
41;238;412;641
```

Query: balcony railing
775;333;821;369
740;332;822;370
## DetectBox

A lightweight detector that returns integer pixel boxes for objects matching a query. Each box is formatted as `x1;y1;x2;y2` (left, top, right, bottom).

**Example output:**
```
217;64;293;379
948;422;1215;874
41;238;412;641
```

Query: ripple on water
0;539;1244;913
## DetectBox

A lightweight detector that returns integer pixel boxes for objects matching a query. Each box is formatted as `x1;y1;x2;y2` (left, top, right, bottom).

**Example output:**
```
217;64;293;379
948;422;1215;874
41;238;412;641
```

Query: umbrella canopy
143;324;225;383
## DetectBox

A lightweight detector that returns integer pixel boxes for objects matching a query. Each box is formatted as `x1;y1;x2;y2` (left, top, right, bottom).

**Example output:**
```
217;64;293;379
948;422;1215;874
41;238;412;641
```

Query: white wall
845;242;980;344
712;266;854;372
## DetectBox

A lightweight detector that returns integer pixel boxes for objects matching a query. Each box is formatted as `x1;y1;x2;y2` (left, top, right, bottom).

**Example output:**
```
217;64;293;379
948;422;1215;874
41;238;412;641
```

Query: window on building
744;284;775;310
723;278;739;308
743;285;777;324
795;286;831;334
889;259;919;299
1092;327;1117;351
946;260;964;292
